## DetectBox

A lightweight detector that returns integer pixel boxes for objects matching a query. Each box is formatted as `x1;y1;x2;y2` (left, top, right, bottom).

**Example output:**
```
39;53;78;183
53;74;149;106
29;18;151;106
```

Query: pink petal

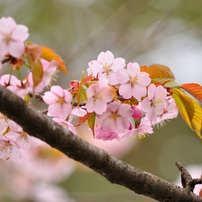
0;17;16;34
86;98;96;113
155;85;167;100
116;68;129;84
87;84;97;99
63;90;72;103
98;87;114;102
11;25;29;41
95;100;107;115
43;92;58;104
60;103;72;119
51;85;63;97
118;103;133;118
119;84;132;99
102;117;116;132
137;72;151;87
148;84;156;100
48;103;62;117
141;97;152;112
116;117;130;133
97;51;114;65
127;62;140;78
0;41;8;58
111;57;126;71
8;41;25;58
132;85;146;100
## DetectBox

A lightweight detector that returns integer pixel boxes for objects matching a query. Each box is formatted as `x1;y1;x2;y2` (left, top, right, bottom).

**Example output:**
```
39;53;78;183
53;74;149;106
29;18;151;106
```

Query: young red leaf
147;64;175;79
181;83;202;103
40;46;69;74
75;112;92;127
140;65;147;72
26;42;42;63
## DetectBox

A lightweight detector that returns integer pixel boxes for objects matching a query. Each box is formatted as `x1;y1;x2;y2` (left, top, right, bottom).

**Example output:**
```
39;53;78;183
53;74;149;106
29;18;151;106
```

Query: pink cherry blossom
0;134;21;161
28;59;58;93
117;62;151;100
141;84;167;124
96;101;133;134
155;96;178;126
0;17;29;58
94;127;120;141
0;74;29;99
43;85;72;119
87;51;125;85
86;78;114;115
133;117;153;139
6;119;40;150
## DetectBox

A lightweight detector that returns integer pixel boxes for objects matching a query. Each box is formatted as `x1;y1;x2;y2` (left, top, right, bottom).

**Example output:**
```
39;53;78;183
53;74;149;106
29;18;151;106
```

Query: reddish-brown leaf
140;65;147;72
40;46;69;74
147;64;175;79
181;83;202;103
75;112;92;127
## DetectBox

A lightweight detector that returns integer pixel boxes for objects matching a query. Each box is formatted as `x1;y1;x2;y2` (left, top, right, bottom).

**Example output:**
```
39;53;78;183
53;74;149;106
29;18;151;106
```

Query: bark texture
0;85;201;202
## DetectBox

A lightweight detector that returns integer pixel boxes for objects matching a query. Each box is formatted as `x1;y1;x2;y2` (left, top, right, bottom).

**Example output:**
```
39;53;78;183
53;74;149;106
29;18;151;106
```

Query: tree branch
0;85;201;202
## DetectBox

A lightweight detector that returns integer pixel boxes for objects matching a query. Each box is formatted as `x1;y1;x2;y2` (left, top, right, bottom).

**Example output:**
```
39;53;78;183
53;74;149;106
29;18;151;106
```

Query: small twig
28;93;44;102
176;162;202;192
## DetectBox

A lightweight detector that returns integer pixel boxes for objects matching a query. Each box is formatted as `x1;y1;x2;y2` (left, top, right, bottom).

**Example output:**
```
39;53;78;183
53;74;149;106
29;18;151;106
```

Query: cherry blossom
0;74;29;99
0;16;29;58
87;51;125;85
86;78;114;115
117;62;151;100
155;96;178;125
6;119;40;150
0;135;21;161
43;85;72;119
141;84;167;124
96;101;133;134
94;127;120;141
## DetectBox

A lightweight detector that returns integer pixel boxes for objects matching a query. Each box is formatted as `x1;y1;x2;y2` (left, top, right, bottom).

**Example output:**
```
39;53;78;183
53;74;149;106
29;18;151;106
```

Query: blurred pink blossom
0;16;29;58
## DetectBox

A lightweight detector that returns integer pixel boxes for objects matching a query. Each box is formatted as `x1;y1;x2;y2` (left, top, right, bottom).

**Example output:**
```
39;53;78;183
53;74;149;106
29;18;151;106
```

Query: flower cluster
6;15;202;162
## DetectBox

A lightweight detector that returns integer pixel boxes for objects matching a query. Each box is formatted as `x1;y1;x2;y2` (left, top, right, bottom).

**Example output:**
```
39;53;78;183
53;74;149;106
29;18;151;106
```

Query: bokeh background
0;0;202;201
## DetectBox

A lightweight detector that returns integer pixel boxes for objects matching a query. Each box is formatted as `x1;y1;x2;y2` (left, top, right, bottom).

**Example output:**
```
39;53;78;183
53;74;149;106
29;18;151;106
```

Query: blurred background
0;0;202;201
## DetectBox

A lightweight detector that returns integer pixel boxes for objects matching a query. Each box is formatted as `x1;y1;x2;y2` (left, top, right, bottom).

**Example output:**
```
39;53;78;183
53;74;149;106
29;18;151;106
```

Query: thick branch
0;85;201;202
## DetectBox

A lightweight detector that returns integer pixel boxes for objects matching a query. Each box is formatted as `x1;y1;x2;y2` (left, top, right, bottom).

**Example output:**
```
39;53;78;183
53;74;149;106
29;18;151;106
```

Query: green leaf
151;77;180;88
88;112;96;137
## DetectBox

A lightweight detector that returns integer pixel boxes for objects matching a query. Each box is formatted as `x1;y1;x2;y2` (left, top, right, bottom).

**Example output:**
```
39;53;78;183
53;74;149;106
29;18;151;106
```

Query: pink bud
132;107;142;119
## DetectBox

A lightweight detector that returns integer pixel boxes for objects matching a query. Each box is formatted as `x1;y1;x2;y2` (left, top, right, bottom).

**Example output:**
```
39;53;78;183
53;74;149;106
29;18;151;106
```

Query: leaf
26;42;42;63
88;112;96;137
181;83;202;103
76;84;88;106
40;46;69;74
75;112;92;127
147;64;175;79
140;65;147;72
172;89;202;138
151;78;180;88
30;59;43;92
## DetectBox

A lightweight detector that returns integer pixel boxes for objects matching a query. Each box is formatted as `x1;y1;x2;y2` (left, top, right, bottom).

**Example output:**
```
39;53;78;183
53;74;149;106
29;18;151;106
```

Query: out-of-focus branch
0;85;201;202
